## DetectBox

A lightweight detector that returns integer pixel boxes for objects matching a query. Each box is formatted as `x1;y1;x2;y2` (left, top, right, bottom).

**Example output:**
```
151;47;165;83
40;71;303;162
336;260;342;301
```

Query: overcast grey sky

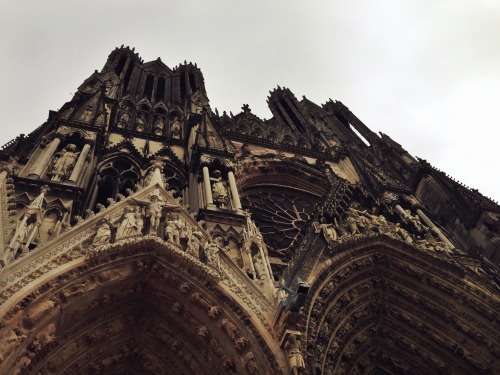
1;0;499;201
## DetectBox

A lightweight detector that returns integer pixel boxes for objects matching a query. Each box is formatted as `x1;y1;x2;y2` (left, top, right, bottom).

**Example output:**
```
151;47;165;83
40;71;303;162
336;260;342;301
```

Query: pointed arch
301;237;499;375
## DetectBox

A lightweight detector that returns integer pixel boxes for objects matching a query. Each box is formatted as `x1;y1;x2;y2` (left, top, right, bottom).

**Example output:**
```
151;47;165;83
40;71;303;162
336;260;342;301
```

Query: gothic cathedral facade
0;46;498;374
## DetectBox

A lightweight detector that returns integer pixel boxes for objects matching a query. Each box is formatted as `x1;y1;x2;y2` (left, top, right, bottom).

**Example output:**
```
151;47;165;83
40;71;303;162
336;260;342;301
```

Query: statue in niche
205;237;220;270
314;217;338;242
116;207;143;238
210;170;229;208
81;106;94;122
153;115;165;136
132;192;177;231
187;227;203;257
253;253;267;280
170;116;182;139
135;112;147;132
116;112;130;128
165;213;183;244
284;334;306;375
49;144;79;181
92;220;112;246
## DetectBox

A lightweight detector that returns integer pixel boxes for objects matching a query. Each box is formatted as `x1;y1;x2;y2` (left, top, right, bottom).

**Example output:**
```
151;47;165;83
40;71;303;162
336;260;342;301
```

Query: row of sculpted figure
116;109;182;139
90;200;224;270
314;205;451;252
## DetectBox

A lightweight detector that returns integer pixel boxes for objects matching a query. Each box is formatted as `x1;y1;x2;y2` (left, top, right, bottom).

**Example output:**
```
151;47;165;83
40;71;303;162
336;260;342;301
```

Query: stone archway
301;237;499;375
0;238;282;375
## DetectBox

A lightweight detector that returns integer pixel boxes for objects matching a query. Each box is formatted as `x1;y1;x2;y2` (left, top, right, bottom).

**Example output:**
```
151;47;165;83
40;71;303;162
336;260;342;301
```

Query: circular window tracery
241;190;318;258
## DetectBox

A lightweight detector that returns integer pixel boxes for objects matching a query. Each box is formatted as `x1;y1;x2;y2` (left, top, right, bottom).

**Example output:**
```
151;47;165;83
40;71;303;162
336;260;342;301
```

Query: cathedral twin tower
0;46;498;374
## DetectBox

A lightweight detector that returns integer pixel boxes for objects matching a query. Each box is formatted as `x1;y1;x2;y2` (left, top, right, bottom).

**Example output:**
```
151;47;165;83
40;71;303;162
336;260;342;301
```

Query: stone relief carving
220;318;249;350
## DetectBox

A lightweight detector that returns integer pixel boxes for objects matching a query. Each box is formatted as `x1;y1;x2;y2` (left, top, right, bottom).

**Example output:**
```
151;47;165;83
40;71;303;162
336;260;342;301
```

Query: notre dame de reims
0;46;498;375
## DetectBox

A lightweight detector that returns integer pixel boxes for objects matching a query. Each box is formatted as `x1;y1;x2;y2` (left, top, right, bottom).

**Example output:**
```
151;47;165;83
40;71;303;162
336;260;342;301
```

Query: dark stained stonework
0;46;498;375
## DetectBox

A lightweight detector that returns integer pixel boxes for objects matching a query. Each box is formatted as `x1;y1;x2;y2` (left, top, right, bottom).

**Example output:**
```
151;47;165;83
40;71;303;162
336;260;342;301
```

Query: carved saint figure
284;334;306;375
205;238;220;269
135;112;147;132
116;207;142;238
116;112;130;128
92;220;112;246
394;223;413;243
253;253;267;280
153;115;165;135
170;116;182;139
188;227;203;257
210;170;229;208
165;213;183;244
315;217;338;242
132;193;176;231
50;144;79;181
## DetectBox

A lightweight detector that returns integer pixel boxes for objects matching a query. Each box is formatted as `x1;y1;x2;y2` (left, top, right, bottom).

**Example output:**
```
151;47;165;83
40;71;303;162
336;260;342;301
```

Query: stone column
69;143;91;183
395;204;408;218
227;171;242;210
416;209;455;250
29;137;61;177
202;166;214;207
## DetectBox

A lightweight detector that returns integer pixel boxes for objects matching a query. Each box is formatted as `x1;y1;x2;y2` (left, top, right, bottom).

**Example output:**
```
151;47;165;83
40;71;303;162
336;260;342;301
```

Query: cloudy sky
1;0;499;201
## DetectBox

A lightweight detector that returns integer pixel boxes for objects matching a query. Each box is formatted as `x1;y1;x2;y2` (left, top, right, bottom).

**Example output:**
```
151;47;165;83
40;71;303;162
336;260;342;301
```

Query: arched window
93;159;140;209
114;55;127;75
143;74;154;100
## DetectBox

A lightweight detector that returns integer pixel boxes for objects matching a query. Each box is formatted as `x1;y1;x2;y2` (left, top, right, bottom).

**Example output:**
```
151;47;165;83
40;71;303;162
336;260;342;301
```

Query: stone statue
50;144;79;181
284;334;306;375
243;351;261;375
153;115;165;135
116;207;142;238
253;253;267;280
132;193;176;232
394;223;413;243
116;112;130;128
135;113;147;132
210;170;229;208
205;238;220;270
315;217;338;242
187;227;203;257
165;213;183;244
405;209;426;232
170;117;182;139
92;220;112;246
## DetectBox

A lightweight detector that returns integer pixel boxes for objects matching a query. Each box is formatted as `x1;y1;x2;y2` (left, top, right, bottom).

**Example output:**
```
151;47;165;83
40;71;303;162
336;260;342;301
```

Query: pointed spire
28;185;49;210
147;158;165;188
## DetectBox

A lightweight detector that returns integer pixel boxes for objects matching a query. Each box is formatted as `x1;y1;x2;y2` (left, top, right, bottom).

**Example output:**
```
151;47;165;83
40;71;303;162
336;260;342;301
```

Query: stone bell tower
0;46;498;375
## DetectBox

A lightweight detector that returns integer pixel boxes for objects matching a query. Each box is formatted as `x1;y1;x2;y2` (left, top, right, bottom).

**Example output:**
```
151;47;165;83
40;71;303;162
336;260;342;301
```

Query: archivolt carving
300;241;500;375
